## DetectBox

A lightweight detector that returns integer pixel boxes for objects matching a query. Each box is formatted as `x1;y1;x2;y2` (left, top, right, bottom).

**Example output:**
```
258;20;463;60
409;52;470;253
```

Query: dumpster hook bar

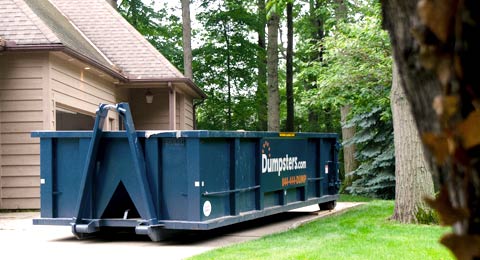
72;103;158;236
202;185;260;197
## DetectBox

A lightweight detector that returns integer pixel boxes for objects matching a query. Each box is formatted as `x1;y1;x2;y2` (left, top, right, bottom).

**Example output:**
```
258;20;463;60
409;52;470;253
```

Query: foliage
297;2;392;119
416;205;440;225
189;200;452;260
118;0;184;70
194;0;259;130
345;107;395;199
294;1;394;196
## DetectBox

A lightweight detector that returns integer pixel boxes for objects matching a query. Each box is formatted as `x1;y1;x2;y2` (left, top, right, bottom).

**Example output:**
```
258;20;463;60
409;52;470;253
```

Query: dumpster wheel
319;200;336;211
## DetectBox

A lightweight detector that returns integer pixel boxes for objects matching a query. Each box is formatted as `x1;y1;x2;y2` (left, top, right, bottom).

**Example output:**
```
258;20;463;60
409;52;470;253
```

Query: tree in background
390;61;435;223
118;1;184;69
294;0;326;132
266;1;281;131
256;0;268;131
285;0;294;131
181;0;193;79
296;1;394;198
194;0;259;130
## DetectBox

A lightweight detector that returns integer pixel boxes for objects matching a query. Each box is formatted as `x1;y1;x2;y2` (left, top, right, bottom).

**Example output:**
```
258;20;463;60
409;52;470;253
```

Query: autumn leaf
433;95;459;118
422;133;450;164
441;233;480;260
456;110;480;149
425;186;469;225
417;0;459;43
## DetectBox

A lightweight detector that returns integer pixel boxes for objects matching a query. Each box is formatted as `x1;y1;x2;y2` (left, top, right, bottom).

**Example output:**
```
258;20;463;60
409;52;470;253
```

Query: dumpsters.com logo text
261;141;307;176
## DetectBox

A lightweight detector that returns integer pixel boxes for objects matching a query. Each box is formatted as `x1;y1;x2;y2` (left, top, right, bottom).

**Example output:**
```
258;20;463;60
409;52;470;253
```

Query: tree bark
334;0;347;21
390;61;435;223
382;0;480;257
340;104;357;187
285;2;294;132
181;0;193;80
267;13;280;132
256;0;268;131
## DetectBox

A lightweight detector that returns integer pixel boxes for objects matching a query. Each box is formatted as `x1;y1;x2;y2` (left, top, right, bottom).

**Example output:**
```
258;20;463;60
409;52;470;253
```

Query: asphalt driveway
0;202;362;260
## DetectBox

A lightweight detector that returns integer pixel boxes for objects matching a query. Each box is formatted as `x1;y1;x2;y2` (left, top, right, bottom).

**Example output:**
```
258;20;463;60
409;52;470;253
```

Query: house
0;0;206;209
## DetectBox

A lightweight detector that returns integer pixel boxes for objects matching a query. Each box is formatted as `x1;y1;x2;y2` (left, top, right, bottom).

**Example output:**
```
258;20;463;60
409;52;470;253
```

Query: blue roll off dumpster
32;103;340;241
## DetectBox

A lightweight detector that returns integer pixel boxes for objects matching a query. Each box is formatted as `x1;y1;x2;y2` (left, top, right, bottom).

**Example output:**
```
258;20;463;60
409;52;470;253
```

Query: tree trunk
382;0;480;257
267;13;280;132
334;0;347;20
181;0;193;80
256;0;268;131
390;62;435;223
303;0;324;131
340;104;357;188
285;2;294;132
223;21;232;129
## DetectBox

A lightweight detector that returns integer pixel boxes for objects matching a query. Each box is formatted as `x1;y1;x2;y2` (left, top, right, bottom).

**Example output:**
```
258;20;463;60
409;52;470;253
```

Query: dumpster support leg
72;103;158;238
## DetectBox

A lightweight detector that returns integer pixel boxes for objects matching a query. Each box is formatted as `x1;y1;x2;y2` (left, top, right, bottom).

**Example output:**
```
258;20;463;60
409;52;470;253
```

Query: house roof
0;0;206;98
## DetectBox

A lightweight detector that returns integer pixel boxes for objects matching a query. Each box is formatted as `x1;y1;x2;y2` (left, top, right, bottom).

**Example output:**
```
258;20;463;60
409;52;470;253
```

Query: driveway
0;202;363;260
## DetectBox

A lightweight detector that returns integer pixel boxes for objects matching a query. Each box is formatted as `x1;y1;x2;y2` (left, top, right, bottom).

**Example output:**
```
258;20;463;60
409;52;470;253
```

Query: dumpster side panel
52;138;89;218
199;139;231;220
306;138;321;199
320;138;338;196
161;138;189;221
235;139;257;214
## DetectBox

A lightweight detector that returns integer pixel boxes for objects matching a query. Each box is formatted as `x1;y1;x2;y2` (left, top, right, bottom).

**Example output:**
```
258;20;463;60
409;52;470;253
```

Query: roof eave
2;41;127;81
127;78;207;99
2;42;206;99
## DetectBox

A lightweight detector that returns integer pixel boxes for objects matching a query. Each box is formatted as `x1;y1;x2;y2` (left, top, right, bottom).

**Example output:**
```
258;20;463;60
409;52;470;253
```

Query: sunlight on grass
189;200;453;260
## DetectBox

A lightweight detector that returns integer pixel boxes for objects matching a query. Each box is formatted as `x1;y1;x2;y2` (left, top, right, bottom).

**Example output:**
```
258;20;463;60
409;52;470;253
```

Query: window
56;107;95;130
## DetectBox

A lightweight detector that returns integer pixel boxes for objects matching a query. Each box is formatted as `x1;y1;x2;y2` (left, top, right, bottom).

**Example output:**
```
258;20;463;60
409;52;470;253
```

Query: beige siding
0;52;48;209
130;89;170;130
50;54;123;130
176;94;182;130
185;96;194;130
175;93;194;130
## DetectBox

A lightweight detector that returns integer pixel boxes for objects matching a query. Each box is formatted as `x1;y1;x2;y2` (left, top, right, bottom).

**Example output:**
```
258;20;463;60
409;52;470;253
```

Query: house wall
0;52;130;209
185;96;194;130
0;52;48;209
130;88;170;130
130;89;194;130
49;54;128;130
176;93;194;130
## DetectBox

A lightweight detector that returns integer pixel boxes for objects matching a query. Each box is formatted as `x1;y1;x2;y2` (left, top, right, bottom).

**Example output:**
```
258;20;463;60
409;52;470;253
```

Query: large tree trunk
267;13;280;132
181;0;193;80
390;62;435;223
285;2;294;132
256;0;268;131
340;104;357;188
382;0;480;258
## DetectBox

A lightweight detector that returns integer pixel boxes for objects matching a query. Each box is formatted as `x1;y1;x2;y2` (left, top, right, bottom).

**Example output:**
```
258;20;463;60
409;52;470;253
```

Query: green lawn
189;200;453;260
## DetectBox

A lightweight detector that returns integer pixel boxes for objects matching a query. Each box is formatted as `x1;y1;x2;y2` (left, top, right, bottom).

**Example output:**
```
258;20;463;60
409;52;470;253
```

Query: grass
189;200;453;260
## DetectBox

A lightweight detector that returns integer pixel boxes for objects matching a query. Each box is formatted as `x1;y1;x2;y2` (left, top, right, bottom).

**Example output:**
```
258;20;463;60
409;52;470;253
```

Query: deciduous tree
266;2;280;131
390;61;435;223
181;0;193;79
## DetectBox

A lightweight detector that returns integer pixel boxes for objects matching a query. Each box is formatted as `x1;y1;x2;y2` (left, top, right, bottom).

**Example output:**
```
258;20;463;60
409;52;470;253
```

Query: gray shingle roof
50;0;184;80
0;0;59;45
0;0;196;86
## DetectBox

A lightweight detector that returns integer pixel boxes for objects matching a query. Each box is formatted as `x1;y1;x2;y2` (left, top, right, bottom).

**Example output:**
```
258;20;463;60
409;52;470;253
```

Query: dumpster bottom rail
33;195;338;241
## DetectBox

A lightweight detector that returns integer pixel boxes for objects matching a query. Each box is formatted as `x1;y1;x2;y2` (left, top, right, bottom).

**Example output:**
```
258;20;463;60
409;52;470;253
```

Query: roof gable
24;0;114;68
0;0;203;94
0;0;59;45
50;0;185;80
